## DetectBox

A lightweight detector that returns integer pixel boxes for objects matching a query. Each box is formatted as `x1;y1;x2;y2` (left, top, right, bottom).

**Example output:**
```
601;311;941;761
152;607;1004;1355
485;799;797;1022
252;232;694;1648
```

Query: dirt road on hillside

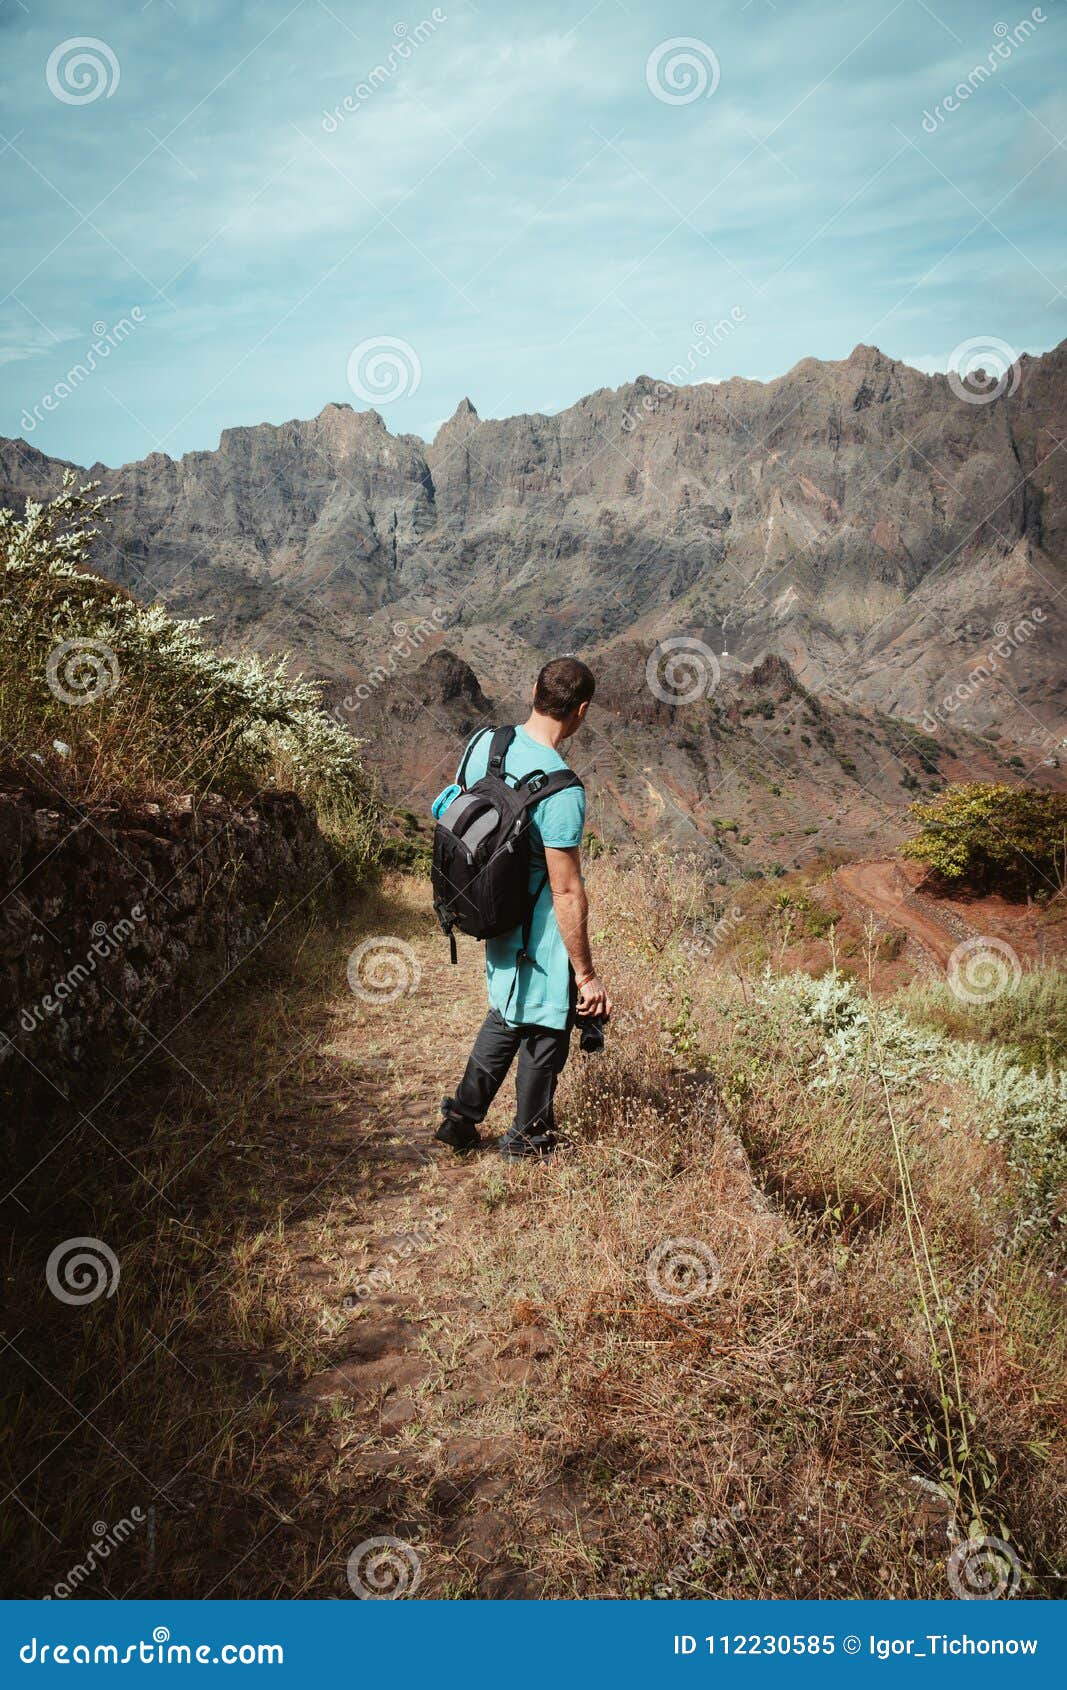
833;859;970;970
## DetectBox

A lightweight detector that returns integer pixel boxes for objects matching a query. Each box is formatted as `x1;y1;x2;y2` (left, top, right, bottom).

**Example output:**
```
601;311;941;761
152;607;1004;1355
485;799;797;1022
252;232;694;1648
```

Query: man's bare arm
545;845;611;1018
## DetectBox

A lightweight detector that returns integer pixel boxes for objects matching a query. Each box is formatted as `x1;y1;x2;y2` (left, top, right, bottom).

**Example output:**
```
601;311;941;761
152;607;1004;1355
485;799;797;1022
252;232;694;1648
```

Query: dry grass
1;859;1063;1599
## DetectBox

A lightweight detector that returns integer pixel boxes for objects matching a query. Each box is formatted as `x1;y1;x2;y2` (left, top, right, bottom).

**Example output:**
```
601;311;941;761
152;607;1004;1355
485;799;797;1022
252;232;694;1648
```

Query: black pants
451;1009;572;1139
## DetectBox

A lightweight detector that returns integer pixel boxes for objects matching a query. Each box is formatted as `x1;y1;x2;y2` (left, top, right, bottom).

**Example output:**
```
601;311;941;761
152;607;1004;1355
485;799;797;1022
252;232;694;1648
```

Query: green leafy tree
900;781;1067;895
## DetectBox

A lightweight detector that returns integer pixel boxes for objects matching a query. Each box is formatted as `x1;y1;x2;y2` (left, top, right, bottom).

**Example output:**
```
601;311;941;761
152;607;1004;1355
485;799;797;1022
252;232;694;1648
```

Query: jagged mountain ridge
2;340;1064;744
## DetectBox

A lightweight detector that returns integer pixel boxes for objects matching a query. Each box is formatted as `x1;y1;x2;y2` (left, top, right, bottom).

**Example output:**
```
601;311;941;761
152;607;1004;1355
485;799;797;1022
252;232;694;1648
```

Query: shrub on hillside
899;969;1067;1070
900;781;1067;896
1;476;378;852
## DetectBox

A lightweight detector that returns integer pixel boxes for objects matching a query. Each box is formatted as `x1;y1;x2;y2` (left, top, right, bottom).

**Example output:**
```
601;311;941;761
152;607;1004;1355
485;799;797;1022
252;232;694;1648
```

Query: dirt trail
255;875;776;1598
272;878;625;1596
833;859;973;970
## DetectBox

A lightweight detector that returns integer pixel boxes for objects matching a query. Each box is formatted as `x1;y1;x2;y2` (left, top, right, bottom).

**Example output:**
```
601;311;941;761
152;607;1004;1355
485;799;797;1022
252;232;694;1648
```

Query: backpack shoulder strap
456;726;492;788
486;725;516;780
513;767;583;811
501;766;584;1016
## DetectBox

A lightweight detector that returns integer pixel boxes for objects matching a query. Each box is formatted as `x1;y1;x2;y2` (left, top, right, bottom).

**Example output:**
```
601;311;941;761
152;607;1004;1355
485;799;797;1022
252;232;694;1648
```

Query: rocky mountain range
357;642;1023;873
2;340;1064;865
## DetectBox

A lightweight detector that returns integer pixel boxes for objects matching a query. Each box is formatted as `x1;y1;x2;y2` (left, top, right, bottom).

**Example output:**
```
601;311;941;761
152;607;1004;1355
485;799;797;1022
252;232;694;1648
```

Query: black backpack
431;725;582;967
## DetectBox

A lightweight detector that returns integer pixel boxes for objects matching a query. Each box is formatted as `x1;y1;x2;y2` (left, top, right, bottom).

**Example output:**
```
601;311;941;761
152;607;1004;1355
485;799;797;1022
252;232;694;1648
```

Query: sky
1;0;1064;467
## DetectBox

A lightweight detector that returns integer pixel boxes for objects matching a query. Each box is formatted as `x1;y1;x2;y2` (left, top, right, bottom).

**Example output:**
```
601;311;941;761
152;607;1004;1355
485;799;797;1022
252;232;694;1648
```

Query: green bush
899;969;1067;1070
900;782;1067;895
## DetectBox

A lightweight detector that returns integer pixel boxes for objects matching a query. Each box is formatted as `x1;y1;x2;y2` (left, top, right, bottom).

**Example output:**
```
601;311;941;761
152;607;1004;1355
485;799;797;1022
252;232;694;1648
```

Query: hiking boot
499;1126;557;1161
434;1098;481;1154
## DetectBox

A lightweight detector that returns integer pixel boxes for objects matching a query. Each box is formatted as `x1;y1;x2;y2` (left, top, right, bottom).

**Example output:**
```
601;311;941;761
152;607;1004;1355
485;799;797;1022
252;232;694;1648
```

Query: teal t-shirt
455;725;586;1030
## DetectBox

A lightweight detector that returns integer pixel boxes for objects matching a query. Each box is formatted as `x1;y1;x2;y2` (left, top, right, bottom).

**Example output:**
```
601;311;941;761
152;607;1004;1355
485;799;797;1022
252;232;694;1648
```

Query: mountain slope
2;341;1064;744
352;645;1024;873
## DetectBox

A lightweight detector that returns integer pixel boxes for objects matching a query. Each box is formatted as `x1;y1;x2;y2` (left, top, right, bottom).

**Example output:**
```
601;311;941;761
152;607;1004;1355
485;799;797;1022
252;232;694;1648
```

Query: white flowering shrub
756;969;1067;1245
1;476;376;834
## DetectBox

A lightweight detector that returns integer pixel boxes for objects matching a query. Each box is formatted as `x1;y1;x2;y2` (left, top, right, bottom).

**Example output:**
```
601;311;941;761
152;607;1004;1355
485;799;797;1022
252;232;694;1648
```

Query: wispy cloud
1;0;1064;464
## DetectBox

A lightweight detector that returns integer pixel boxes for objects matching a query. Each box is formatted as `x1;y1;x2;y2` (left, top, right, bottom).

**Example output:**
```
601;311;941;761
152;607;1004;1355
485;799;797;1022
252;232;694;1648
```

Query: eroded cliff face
349;644;1026;872
2;340;1064;740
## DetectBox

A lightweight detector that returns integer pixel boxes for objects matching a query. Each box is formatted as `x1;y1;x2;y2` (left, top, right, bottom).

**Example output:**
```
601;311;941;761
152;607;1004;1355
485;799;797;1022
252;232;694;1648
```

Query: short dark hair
534;656;596;720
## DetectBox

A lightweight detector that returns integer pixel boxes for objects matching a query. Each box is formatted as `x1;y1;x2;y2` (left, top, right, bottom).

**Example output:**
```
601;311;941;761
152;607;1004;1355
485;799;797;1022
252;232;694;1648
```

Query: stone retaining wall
0;786;331;1094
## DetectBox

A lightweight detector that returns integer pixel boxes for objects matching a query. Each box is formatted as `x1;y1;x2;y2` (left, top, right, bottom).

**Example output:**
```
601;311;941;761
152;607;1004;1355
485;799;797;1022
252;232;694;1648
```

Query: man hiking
432;656;611;1160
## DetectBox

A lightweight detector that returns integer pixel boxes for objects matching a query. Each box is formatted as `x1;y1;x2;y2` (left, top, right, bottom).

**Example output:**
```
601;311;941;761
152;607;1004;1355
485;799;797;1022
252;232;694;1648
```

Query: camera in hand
577;1013;605;1055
